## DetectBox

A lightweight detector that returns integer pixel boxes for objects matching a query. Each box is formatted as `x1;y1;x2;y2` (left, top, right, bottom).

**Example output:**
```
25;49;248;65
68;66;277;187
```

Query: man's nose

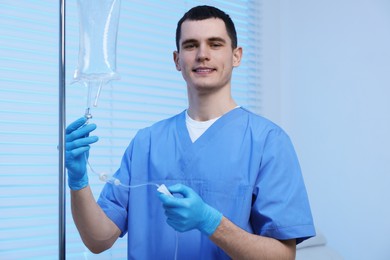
196;44;210;62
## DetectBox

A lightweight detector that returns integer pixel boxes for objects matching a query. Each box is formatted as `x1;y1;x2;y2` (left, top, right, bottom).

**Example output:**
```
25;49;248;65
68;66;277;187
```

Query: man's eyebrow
181;37;227;46
181;39;198;46
208;37;226;43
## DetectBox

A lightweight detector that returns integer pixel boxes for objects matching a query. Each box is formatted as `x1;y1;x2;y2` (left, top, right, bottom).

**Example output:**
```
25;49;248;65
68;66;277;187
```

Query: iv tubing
86;155;159;189
84;81;104;119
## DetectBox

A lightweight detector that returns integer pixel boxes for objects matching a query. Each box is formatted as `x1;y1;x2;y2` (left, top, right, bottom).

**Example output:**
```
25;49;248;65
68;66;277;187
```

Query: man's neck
187;93;237;121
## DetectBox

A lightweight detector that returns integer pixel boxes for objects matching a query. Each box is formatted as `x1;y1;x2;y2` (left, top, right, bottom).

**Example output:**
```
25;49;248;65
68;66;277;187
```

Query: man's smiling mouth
193;67;216;73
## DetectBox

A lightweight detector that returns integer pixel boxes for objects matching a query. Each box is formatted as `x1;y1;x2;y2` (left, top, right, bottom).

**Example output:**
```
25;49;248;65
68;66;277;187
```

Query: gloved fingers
159;193;193;209
66;117;88;134
66;136;98;151
65;146;90;159
164;207;191;221
166;218;190;233
158;193;179;207
66;123;97;142
167;183;195;198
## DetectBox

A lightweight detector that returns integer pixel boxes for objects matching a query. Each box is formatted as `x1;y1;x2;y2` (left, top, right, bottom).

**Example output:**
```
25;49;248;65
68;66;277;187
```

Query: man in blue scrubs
66;5;315;259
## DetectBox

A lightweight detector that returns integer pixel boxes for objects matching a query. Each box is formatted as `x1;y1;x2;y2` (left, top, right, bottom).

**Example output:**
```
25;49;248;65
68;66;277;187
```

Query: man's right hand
65;117;98;190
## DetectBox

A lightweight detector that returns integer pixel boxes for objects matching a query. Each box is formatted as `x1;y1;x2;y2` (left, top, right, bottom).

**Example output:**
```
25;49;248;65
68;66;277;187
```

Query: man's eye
183;44;196;49
211;43;223;48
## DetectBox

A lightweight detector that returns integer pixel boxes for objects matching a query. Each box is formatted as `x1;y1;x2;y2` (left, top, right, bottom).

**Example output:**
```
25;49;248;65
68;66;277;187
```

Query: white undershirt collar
185;106;240;142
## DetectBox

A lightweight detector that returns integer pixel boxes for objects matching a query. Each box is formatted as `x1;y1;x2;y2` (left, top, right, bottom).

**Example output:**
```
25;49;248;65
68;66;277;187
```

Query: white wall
261;1;390;259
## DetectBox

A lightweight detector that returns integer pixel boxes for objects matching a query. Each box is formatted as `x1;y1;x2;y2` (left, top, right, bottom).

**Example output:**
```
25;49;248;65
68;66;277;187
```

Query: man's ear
232;47;243;67
173;51;181;71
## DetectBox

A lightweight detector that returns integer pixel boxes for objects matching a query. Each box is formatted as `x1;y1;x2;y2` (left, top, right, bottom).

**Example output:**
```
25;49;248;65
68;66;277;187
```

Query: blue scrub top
98;107;315;259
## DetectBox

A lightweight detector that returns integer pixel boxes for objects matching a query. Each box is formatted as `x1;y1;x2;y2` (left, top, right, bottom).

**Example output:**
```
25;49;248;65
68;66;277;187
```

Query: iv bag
73;0;121;117
74;0;121;83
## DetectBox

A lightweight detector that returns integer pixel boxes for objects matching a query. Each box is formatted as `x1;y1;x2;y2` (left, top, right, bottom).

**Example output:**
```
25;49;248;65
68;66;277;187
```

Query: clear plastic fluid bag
73;0;121;118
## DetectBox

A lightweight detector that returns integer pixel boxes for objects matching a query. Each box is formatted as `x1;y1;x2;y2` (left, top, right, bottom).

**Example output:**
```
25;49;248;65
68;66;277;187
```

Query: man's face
174;18;242;94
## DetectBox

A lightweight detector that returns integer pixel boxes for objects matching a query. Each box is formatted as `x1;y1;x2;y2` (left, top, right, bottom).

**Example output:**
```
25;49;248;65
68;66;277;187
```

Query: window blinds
0;1;59;259
0;1;261;259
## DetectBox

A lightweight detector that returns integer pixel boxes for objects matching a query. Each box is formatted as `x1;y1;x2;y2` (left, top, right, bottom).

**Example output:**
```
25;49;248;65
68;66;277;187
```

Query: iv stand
59;0;66;259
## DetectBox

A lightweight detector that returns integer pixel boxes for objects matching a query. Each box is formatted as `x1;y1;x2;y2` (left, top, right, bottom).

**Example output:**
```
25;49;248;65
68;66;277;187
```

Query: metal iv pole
59;0;66;259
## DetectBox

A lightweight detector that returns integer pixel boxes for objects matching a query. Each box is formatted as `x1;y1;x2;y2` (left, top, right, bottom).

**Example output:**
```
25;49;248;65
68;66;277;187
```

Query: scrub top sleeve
251;128;315;244
97;141;134;237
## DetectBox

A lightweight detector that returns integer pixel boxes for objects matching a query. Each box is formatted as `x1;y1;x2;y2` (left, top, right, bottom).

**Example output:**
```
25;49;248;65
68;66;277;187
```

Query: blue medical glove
158;184;223;236
65;117;98;190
